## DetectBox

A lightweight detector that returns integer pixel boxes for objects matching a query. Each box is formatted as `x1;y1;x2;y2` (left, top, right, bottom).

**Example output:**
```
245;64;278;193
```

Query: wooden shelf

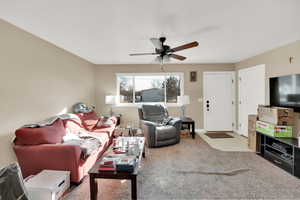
265;144;292;157
257;131;300;178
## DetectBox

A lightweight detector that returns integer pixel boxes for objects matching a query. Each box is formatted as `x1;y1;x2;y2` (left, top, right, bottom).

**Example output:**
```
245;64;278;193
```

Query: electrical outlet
289;56;295;64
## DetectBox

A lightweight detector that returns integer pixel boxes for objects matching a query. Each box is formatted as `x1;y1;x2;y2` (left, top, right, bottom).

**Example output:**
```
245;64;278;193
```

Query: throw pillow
77;111;99;131
62;118;83;134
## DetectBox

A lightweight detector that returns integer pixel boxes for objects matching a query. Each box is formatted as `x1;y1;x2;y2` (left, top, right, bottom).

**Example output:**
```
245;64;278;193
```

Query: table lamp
178;95;190;118
105;95;116;116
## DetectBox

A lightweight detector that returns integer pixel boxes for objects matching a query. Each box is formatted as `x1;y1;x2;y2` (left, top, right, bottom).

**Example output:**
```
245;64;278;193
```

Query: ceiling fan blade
171;41;199;52
169;54;186;61
129;53;158;56
150;38;163;50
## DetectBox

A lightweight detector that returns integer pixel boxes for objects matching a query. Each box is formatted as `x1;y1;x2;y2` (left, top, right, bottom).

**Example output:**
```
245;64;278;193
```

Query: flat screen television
270;74;300;112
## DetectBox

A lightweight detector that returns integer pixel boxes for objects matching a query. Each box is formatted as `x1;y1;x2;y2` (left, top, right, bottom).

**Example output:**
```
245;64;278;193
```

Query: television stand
258;131;300;178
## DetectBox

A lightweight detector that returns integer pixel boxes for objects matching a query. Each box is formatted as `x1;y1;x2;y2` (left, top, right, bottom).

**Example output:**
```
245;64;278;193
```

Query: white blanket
21;113;80;128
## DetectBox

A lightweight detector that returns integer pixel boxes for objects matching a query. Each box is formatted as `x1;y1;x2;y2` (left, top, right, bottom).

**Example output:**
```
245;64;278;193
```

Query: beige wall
95;64;234;129
236;40;300;76
1;14;299;168
0;19;96;167
235;40;300;136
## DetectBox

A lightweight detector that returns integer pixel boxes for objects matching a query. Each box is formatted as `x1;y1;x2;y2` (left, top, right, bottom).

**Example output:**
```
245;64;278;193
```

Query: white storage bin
25;170;70;200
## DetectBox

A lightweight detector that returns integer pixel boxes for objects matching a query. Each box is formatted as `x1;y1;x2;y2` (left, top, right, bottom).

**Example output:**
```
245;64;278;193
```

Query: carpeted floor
64;135;300;200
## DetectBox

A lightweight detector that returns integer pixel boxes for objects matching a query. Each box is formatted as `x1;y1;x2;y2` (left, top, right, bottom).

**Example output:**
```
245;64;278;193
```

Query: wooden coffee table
89;137;145;200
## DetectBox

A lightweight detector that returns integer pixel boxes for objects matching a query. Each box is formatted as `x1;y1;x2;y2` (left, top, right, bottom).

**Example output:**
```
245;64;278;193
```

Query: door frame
203;71;236;132
237;64;266;136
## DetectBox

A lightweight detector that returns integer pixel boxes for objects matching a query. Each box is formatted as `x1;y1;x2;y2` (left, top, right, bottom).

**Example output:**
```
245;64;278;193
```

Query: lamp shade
178;95;190;105
105;95;116;105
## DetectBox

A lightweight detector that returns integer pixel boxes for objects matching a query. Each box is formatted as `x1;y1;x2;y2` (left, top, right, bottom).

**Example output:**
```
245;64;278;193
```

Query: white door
238;64;266;137
203;72;235;131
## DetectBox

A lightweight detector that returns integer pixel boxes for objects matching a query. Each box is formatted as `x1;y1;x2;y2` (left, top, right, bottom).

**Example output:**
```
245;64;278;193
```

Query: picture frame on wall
190;71;197;82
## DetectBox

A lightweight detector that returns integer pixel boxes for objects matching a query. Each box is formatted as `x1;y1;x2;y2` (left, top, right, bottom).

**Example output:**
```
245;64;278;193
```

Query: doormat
205;132;234;139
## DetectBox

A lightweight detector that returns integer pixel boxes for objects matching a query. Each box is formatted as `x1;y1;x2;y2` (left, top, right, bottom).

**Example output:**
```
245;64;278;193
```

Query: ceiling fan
129;37;199;63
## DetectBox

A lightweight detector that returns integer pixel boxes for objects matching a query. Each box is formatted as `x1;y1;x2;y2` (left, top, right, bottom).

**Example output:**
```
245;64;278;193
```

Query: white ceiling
0;0;300;64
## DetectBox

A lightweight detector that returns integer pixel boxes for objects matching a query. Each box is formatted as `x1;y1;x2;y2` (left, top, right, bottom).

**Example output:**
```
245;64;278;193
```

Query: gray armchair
138;104;181;148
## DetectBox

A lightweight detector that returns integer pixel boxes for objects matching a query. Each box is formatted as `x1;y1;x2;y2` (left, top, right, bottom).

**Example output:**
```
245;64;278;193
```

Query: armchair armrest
168;118;182;131
140;120;159;147
140;120;160;127
14;144;82;179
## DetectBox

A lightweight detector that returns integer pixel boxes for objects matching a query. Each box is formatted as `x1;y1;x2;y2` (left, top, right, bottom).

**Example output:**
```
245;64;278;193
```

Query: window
117;73;183;105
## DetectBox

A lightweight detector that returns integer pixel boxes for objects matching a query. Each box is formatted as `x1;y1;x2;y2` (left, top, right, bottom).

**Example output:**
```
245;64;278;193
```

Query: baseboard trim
195;129;206;136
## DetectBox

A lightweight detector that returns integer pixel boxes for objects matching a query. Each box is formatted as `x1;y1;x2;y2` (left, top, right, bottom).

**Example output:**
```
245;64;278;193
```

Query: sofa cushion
76;111;99;131
15;119;66;145
93;125;115;138
91;131;110;145
63;118;83;134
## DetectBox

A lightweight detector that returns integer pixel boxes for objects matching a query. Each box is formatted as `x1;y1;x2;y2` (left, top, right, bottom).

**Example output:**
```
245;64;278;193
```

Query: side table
115;114;121;126
181;117;195;139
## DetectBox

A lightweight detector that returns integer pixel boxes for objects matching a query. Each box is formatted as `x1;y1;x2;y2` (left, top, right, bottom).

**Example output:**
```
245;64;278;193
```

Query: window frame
116;72;184;107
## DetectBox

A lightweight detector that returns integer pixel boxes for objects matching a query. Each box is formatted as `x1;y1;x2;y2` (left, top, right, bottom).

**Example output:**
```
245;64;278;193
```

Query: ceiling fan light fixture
155;56;162;63
163;55;170;63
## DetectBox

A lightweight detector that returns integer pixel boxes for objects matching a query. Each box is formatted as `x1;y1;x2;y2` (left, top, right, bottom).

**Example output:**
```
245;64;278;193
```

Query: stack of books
99;156;120;171
99;160;115;171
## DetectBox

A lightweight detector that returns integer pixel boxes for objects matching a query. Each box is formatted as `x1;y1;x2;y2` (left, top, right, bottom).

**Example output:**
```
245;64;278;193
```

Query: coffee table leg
90;175;98;200
131;175;137;200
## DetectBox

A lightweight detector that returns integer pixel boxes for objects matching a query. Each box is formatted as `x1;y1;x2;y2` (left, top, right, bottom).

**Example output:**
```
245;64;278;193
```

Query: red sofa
13;111;116;183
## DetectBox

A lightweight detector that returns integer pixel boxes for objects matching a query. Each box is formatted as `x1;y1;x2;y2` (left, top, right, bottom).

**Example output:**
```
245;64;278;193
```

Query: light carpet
64;135;300;199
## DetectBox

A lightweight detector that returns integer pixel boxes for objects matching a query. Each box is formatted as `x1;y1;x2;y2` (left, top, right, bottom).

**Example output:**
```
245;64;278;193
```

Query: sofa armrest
14;144;82;178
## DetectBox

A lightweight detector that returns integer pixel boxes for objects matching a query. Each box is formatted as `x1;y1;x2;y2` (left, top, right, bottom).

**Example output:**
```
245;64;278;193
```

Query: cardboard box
248;115;260;152
180;130;190;138
248;115;257;132
256;120;293;138
248;130;261;152
257;105;294;126
25;170;70;200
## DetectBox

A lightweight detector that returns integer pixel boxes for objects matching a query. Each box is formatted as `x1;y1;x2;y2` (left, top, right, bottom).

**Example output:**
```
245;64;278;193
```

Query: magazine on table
99;155;124;171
